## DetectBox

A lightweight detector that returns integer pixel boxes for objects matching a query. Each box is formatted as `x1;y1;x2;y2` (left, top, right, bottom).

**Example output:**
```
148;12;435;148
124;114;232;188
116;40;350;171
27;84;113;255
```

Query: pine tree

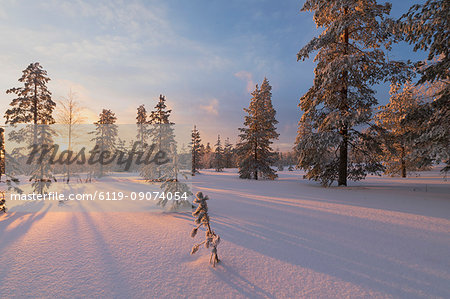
191;125;202;175
5;62;55;126
237;78;279;180
214;135;224;172
399;0;449;172
5;62;56;193
190;192;220;267
296;1;410;186
91;109;118;177
277;151;284;171
136;104;149;151
56;90;85;183
149;94;172;124
141;94;176;181
159;144;193;210
223;137;234;168
375;82;431;177
399;0;449;86
201;142;213;169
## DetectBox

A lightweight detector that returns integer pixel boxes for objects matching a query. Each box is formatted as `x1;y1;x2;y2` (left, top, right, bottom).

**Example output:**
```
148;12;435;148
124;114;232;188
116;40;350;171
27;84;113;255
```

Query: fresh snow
0;169;449;298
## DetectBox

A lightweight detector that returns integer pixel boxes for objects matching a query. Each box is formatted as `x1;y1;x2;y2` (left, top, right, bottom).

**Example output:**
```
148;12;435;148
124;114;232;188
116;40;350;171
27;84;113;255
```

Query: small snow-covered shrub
190;192;220;267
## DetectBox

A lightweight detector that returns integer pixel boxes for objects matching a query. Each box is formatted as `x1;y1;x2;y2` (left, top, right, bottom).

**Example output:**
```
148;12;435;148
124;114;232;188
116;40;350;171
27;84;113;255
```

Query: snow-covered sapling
190;192;220;267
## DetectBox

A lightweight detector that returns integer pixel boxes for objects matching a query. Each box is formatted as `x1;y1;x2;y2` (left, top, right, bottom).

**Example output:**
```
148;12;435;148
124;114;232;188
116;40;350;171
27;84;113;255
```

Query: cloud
234;70;254;92
199;99;219;115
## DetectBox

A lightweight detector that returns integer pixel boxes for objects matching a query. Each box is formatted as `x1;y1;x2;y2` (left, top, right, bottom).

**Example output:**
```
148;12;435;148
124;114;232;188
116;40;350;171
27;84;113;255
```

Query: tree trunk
401;145;406;178
254;143;258;180
338;128;348;186
338;17;349;187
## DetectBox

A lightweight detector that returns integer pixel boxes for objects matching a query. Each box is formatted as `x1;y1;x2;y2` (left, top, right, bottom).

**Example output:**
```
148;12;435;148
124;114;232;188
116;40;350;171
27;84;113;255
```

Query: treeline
191;130;237;173
295;0;449;186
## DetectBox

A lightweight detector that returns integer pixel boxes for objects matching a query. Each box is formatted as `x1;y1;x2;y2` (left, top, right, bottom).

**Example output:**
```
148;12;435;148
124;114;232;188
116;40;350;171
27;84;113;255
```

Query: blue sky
0;0;426;150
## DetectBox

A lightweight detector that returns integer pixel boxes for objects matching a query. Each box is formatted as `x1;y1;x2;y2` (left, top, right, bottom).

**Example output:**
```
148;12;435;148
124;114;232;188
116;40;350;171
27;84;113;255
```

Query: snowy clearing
1;169;449;298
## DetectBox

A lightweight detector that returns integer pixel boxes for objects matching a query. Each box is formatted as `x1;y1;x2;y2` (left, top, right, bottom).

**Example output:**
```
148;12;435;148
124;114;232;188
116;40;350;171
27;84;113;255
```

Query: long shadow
212;262;273;298
0;201;49;251
195;187;450;298
0;201;51;289
195;179;450;220
75;204;134;297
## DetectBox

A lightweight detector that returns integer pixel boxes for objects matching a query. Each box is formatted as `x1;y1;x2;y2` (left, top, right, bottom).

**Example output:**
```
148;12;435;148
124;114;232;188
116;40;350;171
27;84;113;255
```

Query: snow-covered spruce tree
296;1;410;186
399;0;449;172
159;144;193;210
237;78;279;180
276;151;284;171
223;137;234;168
214;135;224;172
191;125;202;175
5;63;55;126
114;138;129;172
56;90;85;183
375;82;431;177
91;109;118;177
190;192;220;267
5;62;57;193
136;104;149;150
141;95;176;181
201;142;213;169
32;125;58;194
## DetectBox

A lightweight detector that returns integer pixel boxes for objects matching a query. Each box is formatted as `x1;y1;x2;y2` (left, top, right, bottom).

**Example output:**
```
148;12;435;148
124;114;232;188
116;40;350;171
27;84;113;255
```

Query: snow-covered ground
0;169;449;298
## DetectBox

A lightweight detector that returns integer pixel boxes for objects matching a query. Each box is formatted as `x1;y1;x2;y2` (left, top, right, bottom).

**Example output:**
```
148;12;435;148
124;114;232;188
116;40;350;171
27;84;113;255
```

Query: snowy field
0;169;449;298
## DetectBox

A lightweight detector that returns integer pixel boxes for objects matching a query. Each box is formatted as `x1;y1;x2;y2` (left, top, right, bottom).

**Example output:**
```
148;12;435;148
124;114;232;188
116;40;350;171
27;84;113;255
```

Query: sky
0;0;426;151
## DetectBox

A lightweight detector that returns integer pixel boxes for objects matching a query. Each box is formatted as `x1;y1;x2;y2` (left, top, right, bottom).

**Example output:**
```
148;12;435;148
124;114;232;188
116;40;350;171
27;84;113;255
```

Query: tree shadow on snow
212;262;273;298
0;201;51;285
204;192;450;298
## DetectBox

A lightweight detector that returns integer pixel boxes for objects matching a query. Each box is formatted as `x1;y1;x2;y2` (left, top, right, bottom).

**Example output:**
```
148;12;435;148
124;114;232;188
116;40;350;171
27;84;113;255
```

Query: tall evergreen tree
5;62;56;193
92;109;118;177
5;62;55;126
296;0;409;186
136;104;149;150
375;82;430;177
237;78;279;180
213;135;224;172
223;137;234;168
142;94;176;181
159;144;193;210
399;0;449;172
201;142;213;169
191;125;202;175
149;94;172;125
